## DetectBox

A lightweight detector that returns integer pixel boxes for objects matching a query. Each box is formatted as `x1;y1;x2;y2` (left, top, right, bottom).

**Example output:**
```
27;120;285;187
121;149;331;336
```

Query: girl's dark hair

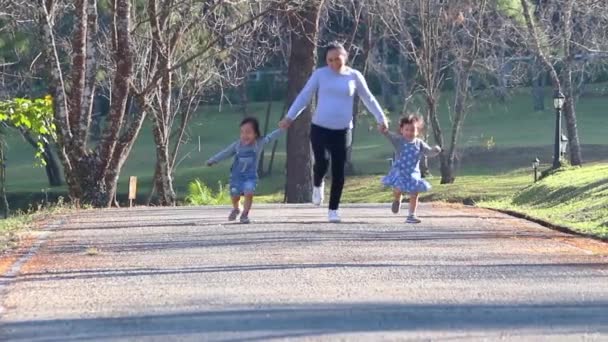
325;41;348;59
399;114;424;129
240;117;261;137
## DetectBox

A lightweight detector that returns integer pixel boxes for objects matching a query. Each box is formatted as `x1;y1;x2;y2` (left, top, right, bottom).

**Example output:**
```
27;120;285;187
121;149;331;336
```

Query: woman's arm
284;69;320;121
206;141;238;166
354;70;388;126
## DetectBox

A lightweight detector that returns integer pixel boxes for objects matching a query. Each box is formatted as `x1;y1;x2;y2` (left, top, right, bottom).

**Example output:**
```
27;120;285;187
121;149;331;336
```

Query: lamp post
553;90;565;169
532;157;540;182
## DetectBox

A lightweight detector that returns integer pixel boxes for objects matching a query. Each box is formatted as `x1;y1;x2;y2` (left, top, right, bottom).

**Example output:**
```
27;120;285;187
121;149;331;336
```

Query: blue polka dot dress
382;135;434;194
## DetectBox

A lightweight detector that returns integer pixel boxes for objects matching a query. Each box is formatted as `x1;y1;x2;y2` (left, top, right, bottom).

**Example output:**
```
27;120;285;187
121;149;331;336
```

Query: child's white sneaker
405;215;421;224
328;210;341;223
312;182;324;206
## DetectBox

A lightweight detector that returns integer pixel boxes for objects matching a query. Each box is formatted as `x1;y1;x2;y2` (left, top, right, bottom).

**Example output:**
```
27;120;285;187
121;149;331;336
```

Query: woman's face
326;48;347;73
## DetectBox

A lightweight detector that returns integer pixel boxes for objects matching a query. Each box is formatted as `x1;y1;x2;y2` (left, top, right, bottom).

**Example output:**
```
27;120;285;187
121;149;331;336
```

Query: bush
185;180;231;205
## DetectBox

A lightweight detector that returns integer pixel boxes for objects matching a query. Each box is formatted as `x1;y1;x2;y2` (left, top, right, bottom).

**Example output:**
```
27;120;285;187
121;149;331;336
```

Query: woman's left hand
377;123;388;134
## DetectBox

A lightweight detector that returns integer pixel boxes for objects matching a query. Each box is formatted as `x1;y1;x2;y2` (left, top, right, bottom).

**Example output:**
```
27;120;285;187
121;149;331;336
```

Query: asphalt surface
0;203;607;341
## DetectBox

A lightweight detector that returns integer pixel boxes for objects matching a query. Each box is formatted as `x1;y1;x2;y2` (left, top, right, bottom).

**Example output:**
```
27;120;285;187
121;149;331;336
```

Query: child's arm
383;131;403;150
206;141;238;166
419;139;442;157
261;128;285;146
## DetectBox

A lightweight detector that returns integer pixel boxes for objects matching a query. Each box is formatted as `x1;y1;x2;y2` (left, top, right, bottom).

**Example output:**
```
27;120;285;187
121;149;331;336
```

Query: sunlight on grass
483;163;608;239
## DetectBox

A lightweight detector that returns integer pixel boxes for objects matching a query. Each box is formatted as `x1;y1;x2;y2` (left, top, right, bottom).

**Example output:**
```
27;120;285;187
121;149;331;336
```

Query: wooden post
128;176;137;208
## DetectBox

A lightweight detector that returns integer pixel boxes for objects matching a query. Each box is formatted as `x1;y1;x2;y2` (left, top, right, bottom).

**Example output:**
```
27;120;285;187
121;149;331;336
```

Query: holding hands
278;118;293;130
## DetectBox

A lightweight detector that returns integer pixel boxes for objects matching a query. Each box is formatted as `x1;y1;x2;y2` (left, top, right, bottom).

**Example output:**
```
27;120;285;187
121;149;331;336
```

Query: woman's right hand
278;118;293;130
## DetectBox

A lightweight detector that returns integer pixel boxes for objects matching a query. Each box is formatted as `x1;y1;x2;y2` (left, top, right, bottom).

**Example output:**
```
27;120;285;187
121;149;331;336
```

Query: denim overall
229;142;259;197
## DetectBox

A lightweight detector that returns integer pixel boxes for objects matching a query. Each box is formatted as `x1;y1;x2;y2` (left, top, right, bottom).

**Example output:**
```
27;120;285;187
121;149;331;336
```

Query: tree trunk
380;38;395;111
346;7;372;175
153;143;176;206
562;61;583;166
258;76;276;176
21;130;63;186
531;59;545;111
43;142;63;187
0;146;8;219
239;81;249;117
398;48;411;113
284;0;324;203
445;65;471;184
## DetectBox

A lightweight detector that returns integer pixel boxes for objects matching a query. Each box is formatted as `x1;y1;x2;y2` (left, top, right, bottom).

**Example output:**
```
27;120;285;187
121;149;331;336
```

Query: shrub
185;180;231;205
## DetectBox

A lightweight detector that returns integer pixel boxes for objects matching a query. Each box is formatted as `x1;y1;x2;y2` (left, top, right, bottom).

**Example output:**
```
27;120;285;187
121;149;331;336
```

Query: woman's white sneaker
328;210;341;223
312;183;324;206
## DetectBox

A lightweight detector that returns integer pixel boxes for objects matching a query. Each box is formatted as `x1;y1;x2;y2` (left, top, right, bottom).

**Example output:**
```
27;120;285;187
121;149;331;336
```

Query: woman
279;42;389;223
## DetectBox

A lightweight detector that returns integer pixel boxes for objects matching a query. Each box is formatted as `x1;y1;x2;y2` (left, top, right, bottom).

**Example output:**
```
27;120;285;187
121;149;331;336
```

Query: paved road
0;204;607;341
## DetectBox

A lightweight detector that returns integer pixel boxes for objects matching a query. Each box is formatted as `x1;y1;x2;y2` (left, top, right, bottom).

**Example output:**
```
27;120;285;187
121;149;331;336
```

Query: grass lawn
483;164;608;240
3;88;607;208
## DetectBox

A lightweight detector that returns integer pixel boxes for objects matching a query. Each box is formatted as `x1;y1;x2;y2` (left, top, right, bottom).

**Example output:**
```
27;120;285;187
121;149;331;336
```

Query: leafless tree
516;0;608;166
138;0;283;206
378;0;491;184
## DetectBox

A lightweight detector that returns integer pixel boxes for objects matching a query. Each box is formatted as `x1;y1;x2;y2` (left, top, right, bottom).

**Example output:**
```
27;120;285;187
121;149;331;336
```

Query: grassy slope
483;164;608;239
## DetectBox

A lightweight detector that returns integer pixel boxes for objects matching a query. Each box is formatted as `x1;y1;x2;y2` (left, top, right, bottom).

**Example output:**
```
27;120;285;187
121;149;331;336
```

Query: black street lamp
553;90;565;169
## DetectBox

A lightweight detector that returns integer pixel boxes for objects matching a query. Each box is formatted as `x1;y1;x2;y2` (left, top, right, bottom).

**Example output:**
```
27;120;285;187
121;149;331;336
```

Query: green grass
0;214;36;252
336;168;532;204
0;201;70;253
483;164;608;239
3;88;608;207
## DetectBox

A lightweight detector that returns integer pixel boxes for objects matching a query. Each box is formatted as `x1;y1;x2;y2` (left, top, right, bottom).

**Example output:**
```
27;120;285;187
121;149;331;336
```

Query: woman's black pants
310;124;350;210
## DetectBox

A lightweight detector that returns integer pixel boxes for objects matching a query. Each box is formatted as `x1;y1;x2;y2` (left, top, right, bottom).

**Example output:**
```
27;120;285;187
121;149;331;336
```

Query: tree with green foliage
0;96;56;217
1;0;291;208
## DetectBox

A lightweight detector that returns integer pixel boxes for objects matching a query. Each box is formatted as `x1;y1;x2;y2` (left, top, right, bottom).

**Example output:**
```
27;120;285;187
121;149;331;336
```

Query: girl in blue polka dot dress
382;114;442;224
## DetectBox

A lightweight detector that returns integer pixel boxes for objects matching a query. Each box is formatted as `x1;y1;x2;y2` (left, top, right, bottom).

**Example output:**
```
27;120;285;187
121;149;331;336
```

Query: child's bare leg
405;192;422;223
409;192;419;216
231;196;240;210
391;189;402;214
228;196;241;221
240;193;254;223
242;194;253;216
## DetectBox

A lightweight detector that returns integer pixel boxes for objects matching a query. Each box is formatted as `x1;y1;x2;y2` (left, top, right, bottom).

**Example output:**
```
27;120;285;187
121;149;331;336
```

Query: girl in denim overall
207;117;284;223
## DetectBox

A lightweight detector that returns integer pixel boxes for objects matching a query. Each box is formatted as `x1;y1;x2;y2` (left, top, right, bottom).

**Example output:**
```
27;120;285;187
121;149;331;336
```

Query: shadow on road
1;302;607;341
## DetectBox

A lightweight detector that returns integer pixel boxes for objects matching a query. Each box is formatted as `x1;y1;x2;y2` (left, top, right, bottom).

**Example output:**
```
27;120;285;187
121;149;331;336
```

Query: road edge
483;206;608;244
0;217;65;317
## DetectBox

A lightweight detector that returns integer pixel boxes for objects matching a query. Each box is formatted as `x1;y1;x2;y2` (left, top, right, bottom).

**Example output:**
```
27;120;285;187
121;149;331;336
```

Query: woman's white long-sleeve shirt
285;66;387;130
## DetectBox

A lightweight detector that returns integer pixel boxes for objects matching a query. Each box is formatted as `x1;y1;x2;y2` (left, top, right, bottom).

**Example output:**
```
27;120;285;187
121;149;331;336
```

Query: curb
484;207;608;244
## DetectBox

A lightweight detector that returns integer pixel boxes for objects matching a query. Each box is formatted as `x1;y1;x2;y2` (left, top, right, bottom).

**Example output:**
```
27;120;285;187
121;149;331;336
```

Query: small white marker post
198;136;201;152
128;176;137;208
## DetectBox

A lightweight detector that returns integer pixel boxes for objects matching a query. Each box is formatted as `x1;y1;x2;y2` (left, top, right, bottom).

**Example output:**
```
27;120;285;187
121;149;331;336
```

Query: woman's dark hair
399;114;424;129
240;117;261;137
325;41;348;59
